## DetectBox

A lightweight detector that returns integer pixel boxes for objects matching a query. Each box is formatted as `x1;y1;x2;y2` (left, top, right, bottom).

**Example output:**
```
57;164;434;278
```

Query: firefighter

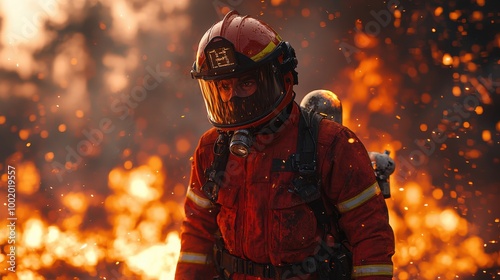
175;10;395;280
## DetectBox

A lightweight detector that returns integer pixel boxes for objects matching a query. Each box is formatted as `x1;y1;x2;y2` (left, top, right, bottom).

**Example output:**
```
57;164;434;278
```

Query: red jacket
176;103;395;279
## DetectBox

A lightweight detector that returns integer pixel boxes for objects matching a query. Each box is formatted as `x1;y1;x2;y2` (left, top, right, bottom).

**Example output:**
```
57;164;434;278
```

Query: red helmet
192;10;298;131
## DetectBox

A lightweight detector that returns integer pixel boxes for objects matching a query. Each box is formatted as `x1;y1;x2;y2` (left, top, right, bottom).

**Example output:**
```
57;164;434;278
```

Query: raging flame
1;157;183;279
388;176;497;279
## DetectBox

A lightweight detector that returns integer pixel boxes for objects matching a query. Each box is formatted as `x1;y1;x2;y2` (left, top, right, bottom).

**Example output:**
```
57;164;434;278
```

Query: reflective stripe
251;41;277;61
186;188;213;209
353;264;393;277
337;182;381;213
178;252;208;264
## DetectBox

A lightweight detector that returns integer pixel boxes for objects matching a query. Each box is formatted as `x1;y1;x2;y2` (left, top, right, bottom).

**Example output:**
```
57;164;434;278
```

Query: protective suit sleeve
320;125;395;279
175;136;220;280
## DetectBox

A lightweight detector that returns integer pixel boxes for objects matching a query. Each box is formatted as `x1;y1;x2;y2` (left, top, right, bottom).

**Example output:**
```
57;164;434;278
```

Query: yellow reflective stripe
353;264;393;277
178;252;208;264
337;182;381;213
186;188;213;209
251;41;277;61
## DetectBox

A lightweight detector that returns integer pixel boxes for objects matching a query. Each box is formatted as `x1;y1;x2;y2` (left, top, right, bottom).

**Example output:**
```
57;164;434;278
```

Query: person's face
215;73;258;102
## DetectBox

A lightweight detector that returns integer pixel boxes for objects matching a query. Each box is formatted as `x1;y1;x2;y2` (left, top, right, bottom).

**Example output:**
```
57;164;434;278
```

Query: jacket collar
254;101;300;146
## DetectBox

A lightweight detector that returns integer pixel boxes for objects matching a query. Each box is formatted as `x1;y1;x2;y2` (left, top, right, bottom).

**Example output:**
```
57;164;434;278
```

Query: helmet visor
198;63;284;129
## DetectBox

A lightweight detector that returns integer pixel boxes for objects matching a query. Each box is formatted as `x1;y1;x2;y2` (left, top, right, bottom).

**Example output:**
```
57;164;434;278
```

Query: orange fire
1;156;183;279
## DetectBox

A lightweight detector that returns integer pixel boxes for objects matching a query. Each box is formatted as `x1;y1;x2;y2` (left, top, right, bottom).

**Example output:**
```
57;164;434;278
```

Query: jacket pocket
216;185;240;252
269;185;317;257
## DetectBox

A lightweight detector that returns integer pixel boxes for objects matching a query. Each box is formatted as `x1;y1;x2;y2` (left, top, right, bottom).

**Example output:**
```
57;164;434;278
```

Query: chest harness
202;108;352;280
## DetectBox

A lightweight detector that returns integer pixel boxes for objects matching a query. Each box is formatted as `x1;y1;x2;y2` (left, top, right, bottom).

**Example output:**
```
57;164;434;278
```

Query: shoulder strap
292;108;332;233
294;108;350;245
294;108;323;176
202;132;231;203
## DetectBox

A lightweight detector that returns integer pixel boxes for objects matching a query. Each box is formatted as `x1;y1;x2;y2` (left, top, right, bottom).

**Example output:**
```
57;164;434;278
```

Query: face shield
198;62;285;129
